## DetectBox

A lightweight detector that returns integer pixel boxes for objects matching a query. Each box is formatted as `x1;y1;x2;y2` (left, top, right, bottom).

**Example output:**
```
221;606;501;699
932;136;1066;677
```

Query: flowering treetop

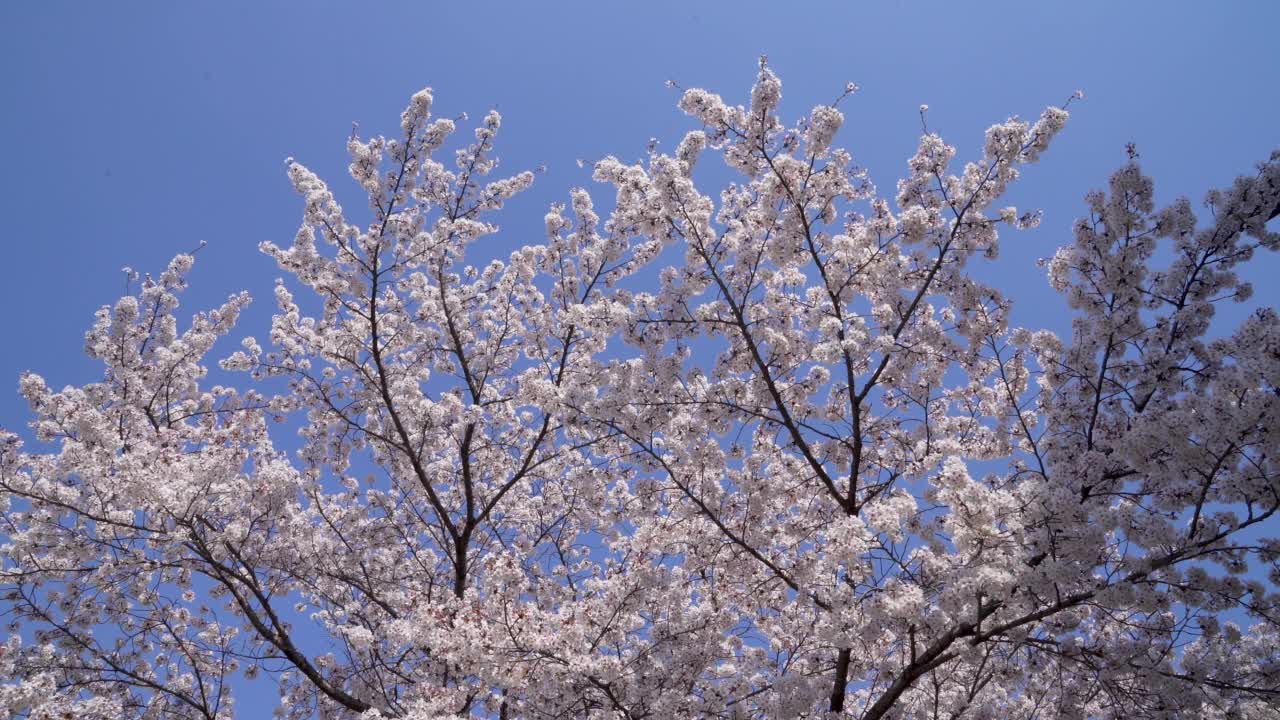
2;63;1279;719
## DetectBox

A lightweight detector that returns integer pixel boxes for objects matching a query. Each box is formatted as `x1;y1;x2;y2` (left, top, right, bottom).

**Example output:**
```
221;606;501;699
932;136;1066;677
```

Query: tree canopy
3;64;1279;719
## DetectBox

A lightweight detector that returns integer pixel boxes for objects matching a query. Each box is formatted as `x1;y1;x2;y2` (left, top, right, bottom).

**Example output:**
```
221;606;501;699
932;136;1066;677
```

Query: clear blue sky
1;3;1277;713
2;2;1277;420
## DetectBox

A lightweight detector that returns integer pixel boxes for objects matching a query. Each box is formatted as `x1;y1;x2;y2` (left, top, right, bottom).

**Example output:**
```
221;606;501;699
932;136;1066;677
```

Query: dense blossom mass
2;65;1279;719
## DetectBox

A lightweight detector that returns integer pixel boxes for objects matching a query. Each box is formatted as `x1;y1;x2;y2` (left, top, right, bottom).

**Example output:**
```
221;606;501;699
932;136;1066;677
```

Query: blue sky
1;2;1278;714
2;2;1277;419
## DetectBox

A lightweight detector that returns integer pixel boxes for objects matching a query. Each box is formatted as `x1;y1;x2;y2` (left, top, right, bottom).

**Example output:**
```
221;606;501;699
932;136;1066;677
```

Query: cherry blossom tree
3;63;1279;719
